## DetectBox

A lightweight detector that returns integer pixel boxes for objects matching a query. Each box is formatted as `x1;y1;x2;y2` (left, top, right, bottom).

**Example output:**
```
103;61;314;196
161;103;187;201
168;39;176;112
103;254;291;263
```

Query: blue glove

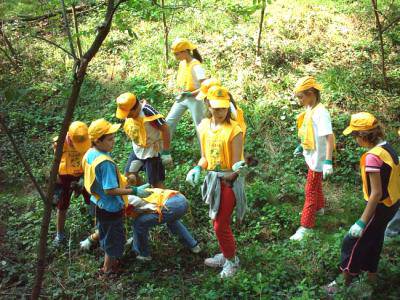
348;219;366;238
232;160;249;176
161;150;173;166
186;166;202;187
293;144;303;157
131;183;152;198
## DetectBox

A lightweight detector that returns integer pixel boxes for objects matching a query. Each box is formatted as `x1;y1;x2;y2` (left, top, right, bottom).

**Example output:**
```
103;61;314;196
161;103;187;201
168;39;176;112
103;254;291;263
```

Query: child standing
327;112;400;290
166;38;207;138
116;92;172;188
290;76;334;241
83;118;150;277
52;121;91;246
186;86;246;278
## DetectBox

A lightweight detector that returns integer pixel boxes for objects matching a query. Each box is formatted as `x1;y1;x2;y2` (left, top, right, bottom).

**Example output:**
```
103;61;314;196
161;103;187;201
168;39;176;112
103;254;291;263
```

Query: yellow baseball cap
116;92;137;120
196;78;221;100
207;86;230;108
343;112;378;135
294;76;323;94
68;121;91;153
171;38;196;53
88;119;121;141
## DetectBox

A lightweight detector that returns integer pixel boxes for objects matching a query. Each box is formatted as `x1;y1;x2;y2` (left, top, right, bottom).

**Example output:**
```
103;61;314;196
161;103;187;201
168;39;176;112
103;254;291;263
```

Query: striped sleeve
142;104;166;127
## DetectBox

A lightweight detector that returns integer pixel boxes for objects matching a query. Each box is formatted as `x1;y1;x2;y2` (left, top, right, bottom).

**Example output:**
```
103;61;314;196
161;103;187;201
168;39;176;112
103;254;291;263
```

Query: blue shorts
97;216;125;259
124;151;165;185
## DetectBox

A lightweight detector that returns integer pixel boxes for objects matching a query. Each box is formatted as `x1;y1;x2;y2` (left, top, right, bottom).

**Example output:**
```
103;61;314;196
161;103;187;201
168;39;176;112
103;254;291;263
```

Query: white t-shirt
191;64;206;89
302;105;333;172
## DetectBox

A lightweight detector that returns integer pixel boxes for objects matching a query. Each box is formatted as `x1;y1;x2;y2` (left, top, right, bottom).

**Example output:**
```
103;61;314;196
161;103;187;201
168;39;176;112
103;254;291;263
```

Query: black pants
340;201;400;274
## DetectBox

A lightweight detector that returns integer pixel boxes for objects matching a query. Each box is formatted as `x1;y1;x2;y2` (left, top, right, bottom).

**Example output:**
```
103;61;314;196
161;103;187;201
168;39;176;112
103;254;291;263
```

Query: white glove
125;237;134;247
186;166;202;187
323;160;333;180
80;237;92;250
129;159;144;173
348;220;366;238
232;160;249;176
161;151;173;166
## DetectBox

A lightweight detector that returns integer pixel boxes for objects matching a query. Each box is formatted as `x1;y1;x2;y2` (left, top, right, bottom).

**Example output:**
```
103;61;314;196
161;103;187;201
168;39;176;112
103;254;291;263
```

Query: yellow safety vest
198;119;243;171
177;59;201;92
82;150;128;207
54;136;85;177
123;114;164;148
360;145;400;207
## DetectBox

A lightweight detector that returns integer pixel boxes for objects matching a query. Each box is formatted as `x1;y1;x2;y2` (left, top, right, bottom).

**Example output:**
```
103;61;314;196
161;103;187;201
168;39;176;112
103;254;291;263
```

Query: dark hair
91;133;110;147
351;122;385;145
204;99;231;123
131;99;140;110
304;87;321;103
191;49;203;63
228;93;237;109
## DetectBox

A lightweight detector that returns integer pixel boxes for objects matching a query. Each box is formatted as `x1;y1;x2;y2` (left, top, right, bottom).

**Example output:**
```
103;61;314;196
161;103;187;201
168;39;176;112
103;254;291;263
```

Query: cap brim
106;123;121;135
72;139;91;153
343;126;353;136
116;108;129;120
209;99;230;108
196;92;207;100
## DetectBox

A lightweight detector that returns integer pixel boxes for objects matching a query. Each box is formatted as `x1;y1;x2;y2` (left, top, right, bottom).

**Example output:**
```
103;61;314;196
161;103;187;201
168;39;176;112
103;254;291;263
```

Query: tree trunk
31;1;126;298
371;0;388;89
256;0;266;57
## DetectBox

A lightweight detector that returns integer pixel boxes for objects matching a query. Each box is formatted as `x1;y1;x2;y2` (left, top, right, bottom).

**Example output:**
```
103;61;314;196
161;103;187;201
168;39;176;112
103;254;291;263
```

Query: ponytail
192;49;203;63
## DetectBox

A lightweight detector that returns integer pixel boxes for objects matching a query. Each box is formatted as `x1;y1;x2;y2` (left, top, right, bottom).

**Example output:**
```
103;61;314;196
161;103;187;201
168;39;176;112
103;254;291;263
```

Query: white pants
166;95;205;138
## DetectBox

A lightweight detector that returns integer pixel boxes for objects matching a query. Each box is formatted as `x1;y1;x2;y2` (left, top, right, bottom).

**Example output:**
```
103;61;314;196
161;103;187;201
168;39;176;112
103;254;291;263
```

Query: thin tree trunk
256;0;266;57
31;1;126;298
161;0;169;64
371;0;388;89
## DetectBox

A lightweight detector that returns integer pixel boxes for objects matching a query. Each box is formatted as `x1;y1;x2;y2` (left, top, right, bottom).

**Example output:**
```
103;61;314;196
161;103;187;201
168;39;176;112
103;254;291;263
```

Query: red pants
300;168;324;228
213;182;236;259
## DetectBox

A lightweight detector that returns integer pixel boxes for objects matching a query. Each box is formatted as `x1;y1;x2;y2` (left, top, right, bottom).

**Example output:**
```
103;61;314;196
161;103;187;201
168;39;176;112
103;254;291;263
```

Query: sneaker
204;253;226;268
190;244;201;254
125;237;134;247
289;226;310;241
220;256;239;278
324;280;338;295
316;208;325;216
80;237;93;250
53;233;66;247
136;255;152;262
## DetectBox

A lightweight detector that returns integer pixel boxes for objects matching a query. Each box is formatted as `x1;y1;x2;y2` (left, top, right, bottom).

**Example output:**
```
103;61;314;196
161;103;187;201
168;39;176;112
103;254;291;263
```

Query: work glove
131;183;152;198
232;160;249;176
129;159;144;173
348;219;366;238
79;237;93;250
293;144;303;157
186;166;202;187
161;150;173;166
323;160;333;180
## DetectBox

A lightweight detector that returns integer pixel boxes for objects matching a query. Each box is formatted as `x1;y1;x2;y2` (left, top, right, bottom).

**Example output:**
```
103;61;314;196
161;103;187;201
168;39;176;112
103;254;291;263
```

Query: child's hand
348;219;366;238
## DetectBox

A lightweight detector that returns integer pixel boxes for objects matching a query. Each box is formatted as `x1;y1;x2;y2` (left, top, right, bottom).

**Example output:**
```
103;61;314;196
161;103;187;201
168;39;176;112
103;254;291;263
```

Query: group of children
51;38;400;286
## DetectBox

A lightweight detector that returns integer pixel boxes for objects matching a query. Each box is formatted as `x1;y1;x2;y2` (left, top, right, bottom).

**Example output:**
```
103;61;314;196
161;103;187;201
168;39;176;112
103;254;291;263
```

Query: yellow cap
88;119;121;141
171;38;196;53
294;76;323;94
207;86;230;108
116;92;137;120
196;78;221;100
343;112;378;135
68;121;91;153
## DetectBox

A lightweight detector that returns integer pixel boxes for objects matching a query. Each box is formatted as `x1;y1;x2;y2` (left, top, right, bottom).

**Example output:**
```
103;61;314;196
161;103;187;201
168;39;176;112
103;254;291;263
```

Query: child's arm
360;172;382;224
159;124;171;151
325;133;334;161
231;132;244;165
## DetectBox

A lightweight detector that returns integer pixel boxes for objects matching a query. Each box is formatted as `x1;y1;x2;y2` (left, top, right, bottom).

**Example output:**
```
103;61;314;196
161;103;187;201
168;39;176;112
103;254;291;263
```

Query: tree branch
33;35;75;58
72;5;83;58
59;0;77;60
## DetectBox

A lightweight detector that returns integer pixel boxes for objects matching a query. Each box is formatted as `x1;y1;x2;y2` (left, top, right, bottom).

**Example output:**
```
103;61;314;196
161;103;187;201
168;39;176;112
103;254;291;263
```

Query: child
196;78;247;137
186;85;246;278
116;92;171;189
290;76;334;241
166;38;207;138
127;188;201;260
83;118;151;278
52;121;91;246
327;112;400;290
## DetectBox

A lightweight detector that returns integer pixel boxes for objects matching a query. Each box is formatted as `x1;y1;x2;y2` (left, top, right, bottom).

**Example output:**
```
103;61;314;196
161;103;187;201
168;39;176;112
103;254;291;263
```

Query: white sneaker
190;244;201;254
220;256;239;278
79;237;92;250
204;253;226;268
316;208;325;216
136;255;152;261
289;226;311;241
125;237;134;247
